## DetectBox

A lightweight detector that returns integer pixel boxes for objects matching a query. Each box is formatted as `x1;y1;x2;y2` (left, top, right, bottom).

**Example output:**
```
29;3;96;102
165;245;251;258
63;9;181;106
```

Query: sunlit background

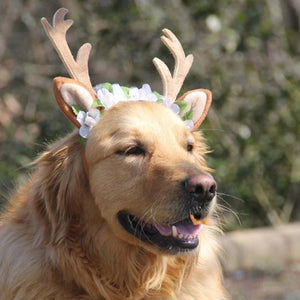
0;1;299;299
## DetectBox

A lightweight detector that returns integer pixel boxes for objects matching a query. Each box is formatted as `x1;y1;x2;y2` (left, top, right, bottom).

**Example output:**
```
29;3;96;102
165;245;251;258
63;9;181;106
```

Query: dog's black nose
183;174;217;203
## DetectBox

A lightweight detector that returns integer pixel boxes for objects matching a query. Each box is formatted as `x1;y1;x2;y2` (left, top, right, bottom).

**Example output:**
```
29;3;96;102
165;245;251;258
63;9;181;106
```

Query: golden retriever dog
0;8;227;300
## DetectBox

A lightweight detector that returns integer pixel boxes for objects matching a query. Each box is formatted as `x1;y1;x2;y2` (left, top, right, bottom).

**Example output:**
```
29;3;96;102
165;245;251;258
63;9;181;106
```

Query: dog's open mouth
118;211;205;253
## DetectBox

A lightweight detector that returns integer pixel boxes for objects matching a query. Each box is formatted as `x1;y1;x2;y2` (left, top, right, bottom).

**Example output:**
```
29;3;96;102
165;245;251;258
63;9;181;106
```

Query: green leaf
154;91;163;103
102;82;113;93
121;86;130;98
93;98;105;109
175;100;188;113
183;109;193;121
71;105;84;116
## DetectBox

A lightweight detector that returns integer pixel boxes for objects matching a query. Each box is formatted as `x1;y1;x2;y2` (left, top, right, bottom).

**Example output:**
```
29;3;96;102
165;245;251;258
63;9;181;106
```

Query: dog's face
86;101;216;254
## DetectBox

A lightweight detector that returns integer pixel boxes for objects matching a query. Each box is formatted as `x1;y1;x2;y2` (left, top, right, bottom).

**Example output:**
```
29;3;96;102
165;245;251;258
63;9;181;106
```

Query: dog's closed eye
117;145;146;156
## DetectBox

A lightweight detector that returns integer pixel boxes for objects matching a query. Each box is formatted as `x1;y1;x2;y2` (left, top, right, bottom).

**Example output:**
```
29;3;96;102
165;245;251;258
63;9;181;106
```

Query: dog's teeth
172;225;178;238
186;234;194;240
178;233;183;239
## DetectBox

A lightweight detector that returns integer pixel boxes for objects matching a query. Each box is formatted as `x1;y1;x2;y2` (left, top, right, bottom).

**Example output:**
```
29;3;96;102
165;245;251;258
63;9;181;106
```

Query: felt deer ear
153;29;212;131
41;8;98;127
53;77;95;127
176;89;212;131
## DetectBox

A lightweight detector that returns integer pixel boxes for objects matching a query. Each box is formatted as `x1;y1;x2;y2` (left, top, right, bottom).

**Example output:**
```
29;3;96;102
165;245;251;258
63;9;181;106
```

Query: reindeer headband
41;8;212;142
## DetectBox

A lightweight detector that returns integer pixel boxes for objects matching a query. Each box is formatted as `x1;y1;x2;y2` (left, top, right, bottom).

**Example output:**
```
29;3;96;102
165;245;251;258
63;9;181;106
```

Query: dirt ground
225;266;300;300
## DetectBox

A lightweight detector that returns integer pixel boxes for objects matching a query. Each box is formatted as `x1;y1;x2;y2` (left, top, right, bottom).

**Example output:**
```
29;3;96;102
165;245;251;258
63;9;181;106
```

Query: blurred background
0;0;299;299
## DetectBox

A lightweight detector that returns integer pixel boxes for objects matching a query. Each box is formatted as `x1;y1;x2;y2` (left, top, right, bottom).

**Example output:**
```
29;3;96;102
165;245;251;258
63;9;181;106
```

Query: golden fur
0;101;227;299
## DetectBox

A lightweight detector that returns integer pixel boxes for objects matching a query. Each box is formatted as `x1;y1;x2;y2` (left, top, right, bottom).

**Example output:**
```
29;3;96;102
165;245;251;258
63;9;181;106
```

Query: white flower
93;82;193;131
184;120;194;131
95;83;158;106
76;108;100;138
127;84;157;101
139;84;158;101
170;104;180;114
95;88;115;110
161;97;180;115
112;84;127;101
128;87;139;100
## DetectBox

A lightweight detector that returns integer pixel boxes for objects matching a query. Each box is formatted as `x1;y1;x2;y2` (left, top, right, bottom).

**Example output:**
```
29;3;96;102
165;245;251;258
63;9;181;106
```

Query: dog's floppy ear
176;89;212;131
53;77;95;127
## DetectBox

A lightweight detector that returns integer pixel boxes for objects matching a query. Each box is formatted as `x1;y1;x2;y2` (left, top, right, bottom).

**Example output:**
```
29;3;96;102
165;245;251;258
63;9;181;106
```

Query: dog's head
85;100;216;254
41;8;217;254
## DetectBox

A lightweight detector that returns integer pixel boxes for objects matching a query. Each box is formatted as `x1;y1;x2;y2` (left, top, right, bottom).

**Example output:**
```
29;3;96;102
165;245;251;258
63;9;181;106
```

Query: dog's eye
117;146;146;156
187;143;194;152
126;146;145;156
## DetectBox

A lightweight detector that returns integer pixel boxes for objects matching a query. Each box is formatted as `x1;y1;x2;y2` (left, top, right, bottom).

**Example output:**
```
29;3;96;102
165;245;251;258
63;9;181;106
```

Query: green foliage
0;0;299;229
121;87;130;98
153;91;163;103
93;99;105;109
182;109;193;121
71;105;84;115
102;82;113;93
175;100;188;113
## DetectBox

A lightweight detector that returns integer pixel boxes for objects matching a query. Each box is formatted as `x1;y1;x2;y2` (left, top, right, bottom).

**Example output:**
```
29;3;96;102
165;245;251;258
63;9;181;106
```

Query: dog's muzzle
118;173;216;254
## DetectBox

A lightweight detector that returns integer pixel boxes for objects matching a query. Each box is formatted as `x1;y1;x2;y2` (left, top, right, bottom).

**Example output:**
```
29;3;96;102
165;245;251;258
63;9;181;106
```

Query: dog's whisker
216;201;242;226
216;193;243;224
216;196;233;209
217;192;245;203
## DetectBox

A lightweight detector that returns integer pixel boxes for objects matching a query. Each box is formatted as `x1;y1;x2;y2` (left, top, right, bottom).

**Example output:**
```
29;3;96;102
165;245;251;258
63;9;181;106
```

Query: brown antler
41;8;94;92
153;29;194;102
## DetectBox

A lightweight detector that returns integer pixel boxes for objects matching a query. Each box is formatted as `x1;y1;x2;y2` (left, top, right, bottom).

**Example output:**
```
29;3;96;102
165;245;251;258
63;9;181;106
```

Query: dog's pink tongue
154;222;202;237
176;222;202;236
154;224;172;236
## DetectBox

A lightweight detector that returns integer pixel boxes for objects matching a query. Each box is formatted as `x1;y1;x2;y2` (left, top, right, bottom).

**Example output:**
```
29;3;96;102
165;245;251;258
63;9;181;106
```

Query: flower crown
74;82;195;140
41;8;212;144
